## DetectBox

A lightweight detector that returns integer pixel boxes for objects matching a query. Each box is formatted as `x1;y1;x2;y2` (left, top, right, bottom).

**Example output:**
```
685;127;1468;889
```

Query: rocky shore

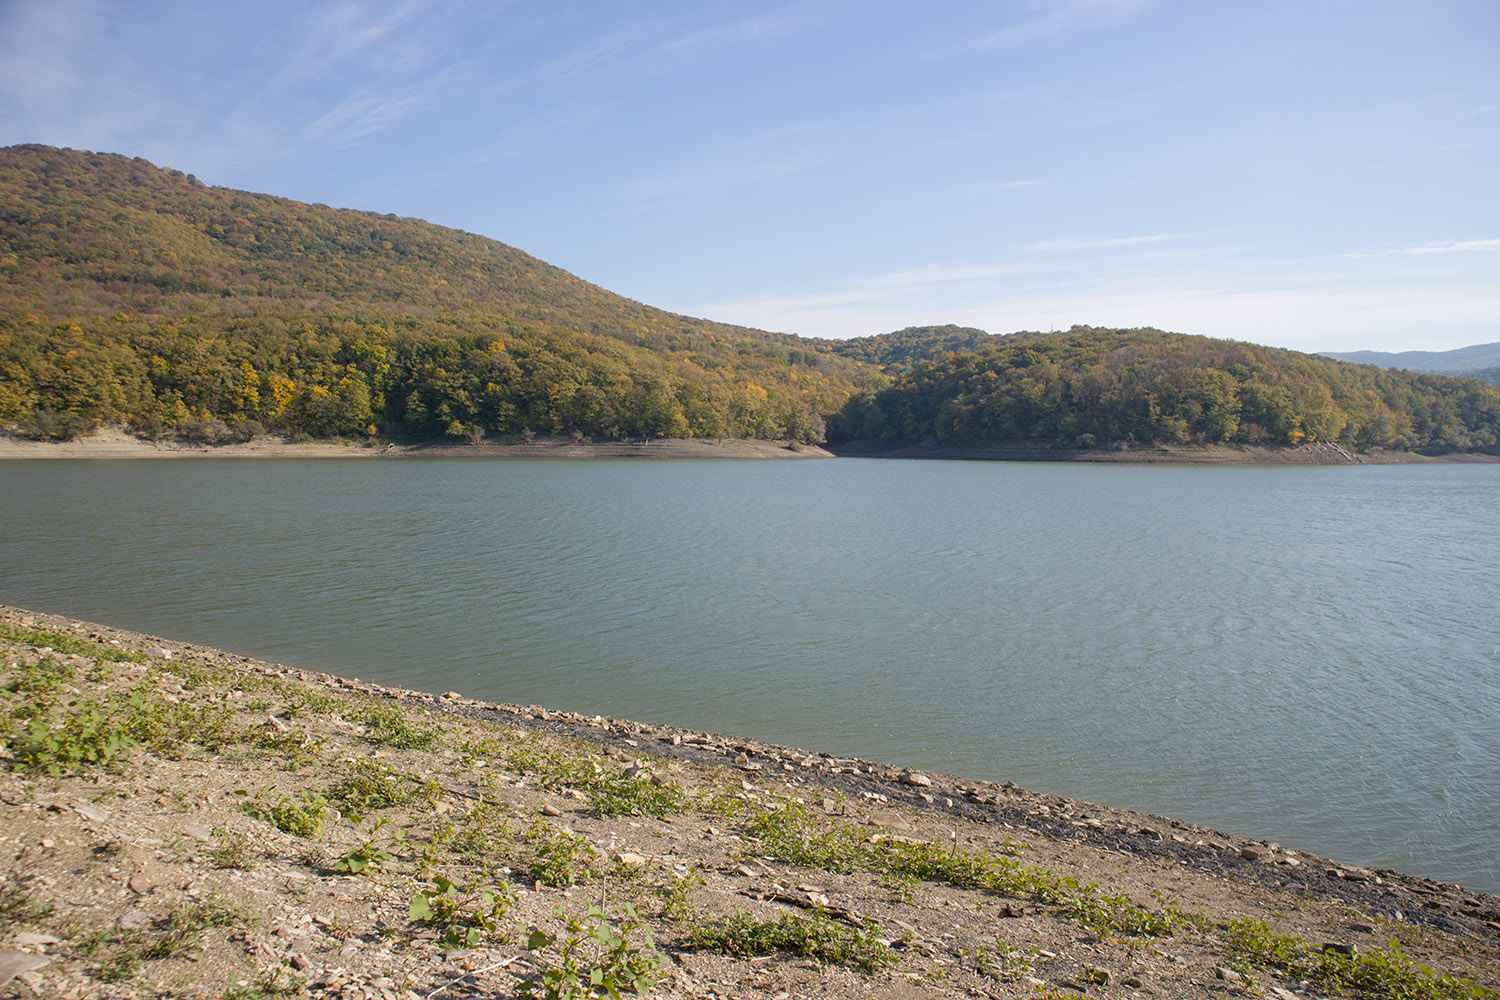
1;606;1496;1000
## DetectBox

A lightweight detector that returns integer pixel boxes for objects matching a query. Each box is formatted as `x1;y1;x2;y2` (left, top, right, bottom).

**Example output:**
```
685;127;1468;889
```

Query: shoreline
5;604;1496;905
0;428;831;461
6;427;1499;463
2;605;1497;999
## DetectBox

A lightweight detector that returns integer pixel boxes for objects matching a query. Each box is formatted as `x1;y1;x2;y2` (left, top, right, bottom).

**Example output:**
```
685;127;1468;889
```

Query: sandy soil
0;429;832;462
1;607;1496;1000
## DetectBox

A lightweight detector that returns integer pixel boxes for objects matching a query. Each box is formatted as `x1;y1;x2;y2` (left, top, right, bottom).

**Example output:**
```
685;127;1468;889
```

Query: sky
1;0;1497;353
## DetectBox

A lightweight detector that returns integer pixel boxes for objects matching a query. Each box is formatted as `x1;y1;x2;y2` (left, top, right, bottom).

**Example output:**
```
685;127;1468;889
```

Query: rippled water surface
3;457;1497;891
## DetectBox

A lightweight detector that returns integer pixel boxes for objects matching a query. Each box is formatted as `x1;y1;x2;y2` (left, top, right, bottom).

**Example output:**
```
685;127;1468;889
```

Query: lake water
2;457;1497;893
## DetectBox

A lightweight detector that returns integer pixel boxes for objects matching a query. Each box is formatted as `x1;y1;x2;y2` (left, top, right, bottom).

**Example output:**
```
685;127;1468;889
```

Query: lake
2;456;1497;893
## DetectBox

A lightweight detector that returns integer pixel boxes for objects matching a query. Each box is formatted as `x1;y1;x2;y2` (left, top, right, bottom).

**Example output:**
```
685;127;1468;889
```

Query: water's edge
8;602;1497;921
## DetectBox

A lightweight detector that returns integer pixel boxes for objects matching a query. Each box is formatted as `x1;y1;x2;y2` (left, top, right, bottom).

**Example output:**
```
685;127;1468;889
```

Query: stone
540;804;562;817
898;771;932;787
128;874;155;895
1240;846;1270;862
70;801;108;823
0;952;50;988
118;910;152;931
182;824;214;842
288;954;312;971
10;933;60;948
1215;967;1246;984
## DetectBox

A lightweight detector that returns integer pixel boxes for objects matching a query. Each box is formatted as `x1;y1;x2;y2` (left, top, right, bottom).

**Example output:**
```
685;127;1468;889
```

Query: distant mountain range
1321;344;1500;386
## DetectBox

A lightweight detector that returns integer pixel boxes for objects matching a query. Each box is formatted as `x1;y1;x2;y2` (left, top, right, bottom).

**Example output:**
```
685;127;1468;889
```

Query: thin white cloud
532;8;806;93
944;0;1156;54
1337;238;1500;259
1390;238;1500;256
1022;233;1196;253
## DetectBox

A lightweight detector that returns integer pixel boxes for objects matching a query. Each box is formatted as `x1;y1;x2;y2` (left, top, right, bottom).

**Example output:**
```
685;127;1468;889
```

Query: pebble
117;910;152;931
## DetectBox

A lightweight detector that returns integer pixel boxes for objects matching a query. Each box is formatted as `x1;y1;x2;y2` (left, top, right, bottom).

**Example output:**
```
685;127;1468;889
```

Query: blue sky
2;0;1496;352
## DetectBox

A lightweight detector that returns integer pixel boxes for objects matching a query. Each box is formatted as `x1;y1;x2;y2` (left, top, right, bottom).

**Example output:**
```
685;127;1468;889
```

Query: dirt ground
1;606;1496;1000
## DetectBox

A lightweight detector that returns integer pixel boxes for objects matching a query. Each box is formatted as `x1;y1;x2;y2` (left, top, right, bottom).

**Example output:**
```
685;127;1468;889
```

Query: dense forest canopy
0;144;873;443
3;145;1497;454
825;327;1500;453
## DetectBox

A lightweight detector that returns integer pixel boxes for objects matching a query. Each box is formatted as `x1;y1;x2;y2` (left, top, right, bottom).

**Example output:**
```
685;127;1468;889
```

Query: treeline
821;324;996;373
826;327;1500;453
0;145;872;442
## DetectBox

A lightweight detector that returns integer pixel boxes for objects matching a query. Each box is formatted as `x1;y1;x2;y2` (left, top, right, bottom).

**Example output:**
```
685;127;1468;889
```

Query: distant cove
3;457;1497;893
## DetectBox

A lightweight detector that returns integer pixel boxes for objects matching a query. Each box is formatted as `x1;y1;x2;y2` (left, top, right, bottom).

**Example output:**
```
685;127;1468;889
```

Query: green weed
408;875;514;950
240;788;332;838
686;908;897;973
520;903;661;999
324;758;430;821
1221;917;1498;1000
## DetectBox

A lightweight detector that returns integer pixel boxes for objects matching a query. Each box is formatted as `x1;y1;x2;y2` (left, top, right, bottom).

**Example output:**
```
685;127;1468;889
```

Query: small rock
734;864;759;878
733;753;749;764
0;952;50;988
898;771;932;787
288;954;312;971
182;824;214;842
1241;846;1270;862
442;691;462;700
128;875;155;895
1215;967;1246;984
11;933;60;949
540;804;562;817
70;802;108;823
1322;942;1356;956
117;910;152;931
616;853;646;866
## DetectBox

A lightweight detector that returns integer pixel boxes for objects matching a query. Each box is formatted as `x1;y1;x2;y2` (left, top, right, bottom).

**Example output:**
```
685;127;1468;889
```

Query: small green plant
525;819;597;888
6;627;146;664
967;937;1037;982
325;758;429;821
208;831;257;870
589;772;690;819
346;702;442;750
9;703;136;775
520;903;661;999
334;821;397;874
0;885;54;922
1066;885;1175;939
146;893;258;960
686;908;897;973
408;875;514;950
240;788;332;838
1220;918;1497;1000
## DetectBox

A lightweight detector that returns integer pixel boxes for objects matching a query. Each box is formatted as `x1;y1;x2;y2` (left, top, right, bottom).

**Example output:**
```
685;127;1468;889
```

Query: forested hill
826;327;1500;453
822;324;996;373
0;144;873;442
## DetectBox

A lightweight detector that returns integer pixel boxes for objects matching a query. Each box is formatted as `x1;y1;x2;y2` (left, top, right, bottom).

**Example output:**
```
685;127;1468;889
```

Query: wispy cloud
1022;233;1195;253
942;0;1156;54
532;8;806;93
610;124;834;215
1338;238;1500;259
1389;238;1500;256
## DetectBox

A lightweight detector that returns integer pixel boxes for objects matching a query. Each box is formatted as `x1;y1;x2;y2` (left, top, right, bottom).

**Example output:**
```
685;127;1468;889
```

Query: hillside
826;327;1500;454
6;145;1499;457
0;145;874;444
